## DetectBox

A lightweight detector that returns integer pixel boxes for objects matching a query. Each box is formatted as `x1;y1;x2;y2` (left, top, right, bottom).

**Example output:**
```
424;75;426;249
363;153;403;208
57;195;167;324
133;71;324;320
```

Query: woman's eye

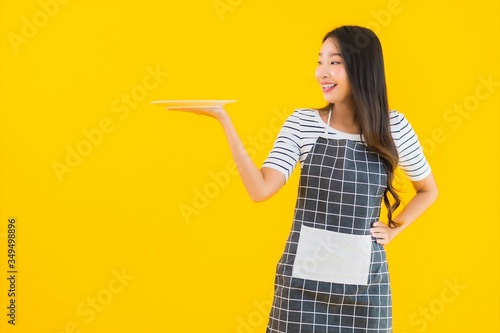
317;60;341;65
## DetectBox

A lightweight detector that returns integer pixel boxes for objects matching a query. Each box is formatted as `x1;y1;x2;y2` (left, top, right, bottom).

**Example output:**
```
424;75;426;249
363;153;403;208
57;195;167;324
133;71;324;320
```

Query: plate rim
164;105;227;109
150;99;237;106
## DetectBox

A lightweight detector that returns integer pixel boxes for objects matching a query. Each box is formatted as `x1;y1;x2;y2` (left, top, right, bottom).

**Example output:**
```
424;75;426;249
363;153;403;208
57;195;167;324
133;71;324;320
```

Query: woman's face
315;39;352;105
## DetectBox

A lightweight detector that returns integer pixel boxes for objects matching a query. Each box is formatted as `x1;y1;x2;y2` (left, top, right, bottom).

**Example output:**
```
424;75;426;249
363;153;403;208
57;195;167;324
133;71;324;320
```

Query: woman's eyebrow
318;52;342;57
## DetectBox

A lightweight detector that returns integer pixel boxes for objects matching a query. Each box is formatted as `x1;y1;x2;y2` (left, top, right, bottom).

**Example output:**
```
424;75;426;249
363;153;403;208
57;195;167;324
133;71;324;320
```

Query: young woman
171;25;438;332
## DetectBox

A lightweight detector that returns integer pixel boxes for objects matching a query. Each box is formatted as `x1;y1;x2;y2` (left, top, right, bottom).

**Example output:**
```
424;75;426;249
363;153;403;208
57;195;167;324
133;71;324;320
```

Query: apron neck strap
324;108;332;136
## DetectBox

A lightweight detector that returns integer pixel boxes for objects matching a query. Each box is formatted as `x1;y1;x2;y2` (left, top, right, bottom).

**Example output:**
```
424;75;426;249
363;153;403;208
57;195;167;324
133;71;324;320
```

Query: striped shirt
262;108;431;182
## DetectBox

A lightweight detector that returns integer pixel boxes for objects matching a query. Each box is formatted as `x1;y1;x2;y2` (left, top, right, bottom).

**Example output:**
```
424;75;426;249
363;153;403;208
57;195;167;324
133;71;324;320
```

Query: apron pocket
292;225;372;285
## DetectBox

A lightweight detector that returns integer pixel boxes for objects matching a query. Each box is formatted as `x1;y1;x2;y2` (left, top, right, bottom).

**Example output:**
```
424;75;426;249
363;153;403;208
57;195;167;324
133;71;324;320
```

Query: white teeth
323;84;336;89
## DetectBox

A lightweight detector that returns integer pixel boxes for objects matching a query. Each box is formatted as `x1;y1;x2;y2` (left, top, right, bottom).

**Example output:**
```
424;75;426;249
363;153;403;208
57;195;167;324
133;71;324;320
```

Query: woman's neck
329;103;359;134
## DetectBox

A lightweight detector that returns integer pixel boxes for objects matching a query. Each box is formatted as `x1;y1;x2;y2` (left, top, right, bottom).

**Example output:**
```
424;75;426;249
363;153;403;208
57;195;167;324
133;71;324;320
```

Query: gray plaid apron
267;111;392;332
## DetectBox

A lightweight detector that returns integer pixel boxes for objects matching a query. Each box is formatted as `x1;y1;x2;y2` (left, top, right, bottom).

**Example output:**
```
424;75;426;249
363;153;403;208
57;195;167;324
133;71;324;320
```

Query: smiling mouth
322;83;337;92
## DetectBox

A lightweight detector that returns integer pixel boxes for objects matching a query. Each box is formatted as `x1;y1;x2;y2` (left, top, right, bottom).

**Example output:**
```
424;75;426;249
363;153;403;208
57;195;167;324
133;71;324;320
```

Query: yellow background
1;0;499;332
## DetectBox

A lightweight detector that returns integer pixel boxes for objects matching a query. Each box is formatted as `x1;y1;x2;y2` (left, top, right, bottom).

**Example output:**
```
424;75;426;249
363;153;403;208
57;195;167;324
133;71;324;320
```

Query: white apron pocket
292;225;372;285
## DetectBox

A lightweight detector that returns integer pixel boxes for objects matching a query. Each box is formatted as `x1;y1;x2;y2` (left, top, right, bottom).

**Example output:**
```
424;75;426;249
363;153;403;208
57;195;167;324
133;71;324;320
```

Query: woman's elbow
411;173;439;208
421;179;439;204
249;190;271;203
430;185;439;203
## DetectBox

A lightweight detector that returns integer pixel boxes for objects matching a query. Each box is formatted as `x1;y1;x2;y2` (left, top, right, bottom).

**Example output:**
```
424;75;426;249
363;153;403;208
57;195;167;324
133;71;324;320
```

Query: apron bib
267;111;392;332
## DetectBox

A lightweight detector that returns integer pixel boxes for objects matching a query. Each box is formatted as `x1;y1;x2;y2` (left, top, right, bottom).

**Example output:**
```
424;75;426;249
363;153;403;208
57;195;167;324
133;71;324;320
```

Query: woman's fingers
166;106;225;119
371;221;386;228
370;221;391;245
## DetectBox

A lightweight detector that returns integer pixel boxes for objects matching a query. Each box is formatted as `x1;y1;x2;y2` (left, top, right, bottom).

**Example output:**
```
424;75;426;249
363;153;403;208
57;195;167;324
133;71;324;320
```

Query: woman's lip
322;85;336;93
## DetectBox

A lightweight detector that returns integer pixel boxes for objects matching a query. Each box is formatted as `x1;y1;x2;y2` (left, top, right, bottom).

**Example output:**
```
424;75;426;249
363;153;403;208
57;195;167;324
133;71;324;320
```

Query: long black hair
320;25;401;228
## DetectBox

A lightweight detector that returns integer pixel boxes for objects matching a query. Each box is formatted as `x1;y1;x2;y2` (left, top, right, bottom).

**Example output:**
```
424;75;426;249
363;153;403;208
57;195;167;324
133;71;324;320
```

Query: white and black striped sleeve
262;110;302;181
390;111;431;181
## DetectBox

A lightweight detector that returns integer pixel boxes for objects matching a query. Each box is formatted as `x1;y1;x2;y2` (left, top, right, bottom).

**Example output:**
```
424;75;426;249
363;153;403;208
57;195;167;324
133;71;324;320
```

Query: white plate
150;100;237;110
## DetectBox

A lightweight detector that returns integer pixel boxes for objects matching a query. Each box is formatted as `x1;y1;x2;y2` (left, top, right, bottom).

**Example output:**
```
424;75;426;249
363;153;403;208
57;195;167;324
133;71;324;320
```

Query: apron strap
324;108;332;136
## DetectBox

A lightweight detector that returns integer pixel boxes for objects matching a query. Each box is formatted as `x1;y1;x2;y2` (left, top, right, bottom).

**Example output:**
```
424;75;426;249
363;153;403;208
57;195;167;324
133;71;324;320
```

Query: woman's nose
316;67;330;79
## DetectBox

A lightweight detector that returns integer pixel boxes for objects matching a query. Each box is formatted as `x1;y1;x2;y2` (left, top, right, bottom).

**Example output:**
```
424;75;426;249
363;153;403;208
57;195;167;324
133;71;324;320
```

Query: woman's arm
177;107;287;202
217;110;286;201
371;173;438;245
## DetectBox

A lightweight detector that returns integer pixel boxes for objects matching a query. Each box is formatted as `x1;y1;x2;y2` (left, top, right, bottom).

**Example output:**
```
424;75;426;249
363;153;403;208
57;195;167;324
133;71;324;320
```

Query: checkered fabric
267;137;392;332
